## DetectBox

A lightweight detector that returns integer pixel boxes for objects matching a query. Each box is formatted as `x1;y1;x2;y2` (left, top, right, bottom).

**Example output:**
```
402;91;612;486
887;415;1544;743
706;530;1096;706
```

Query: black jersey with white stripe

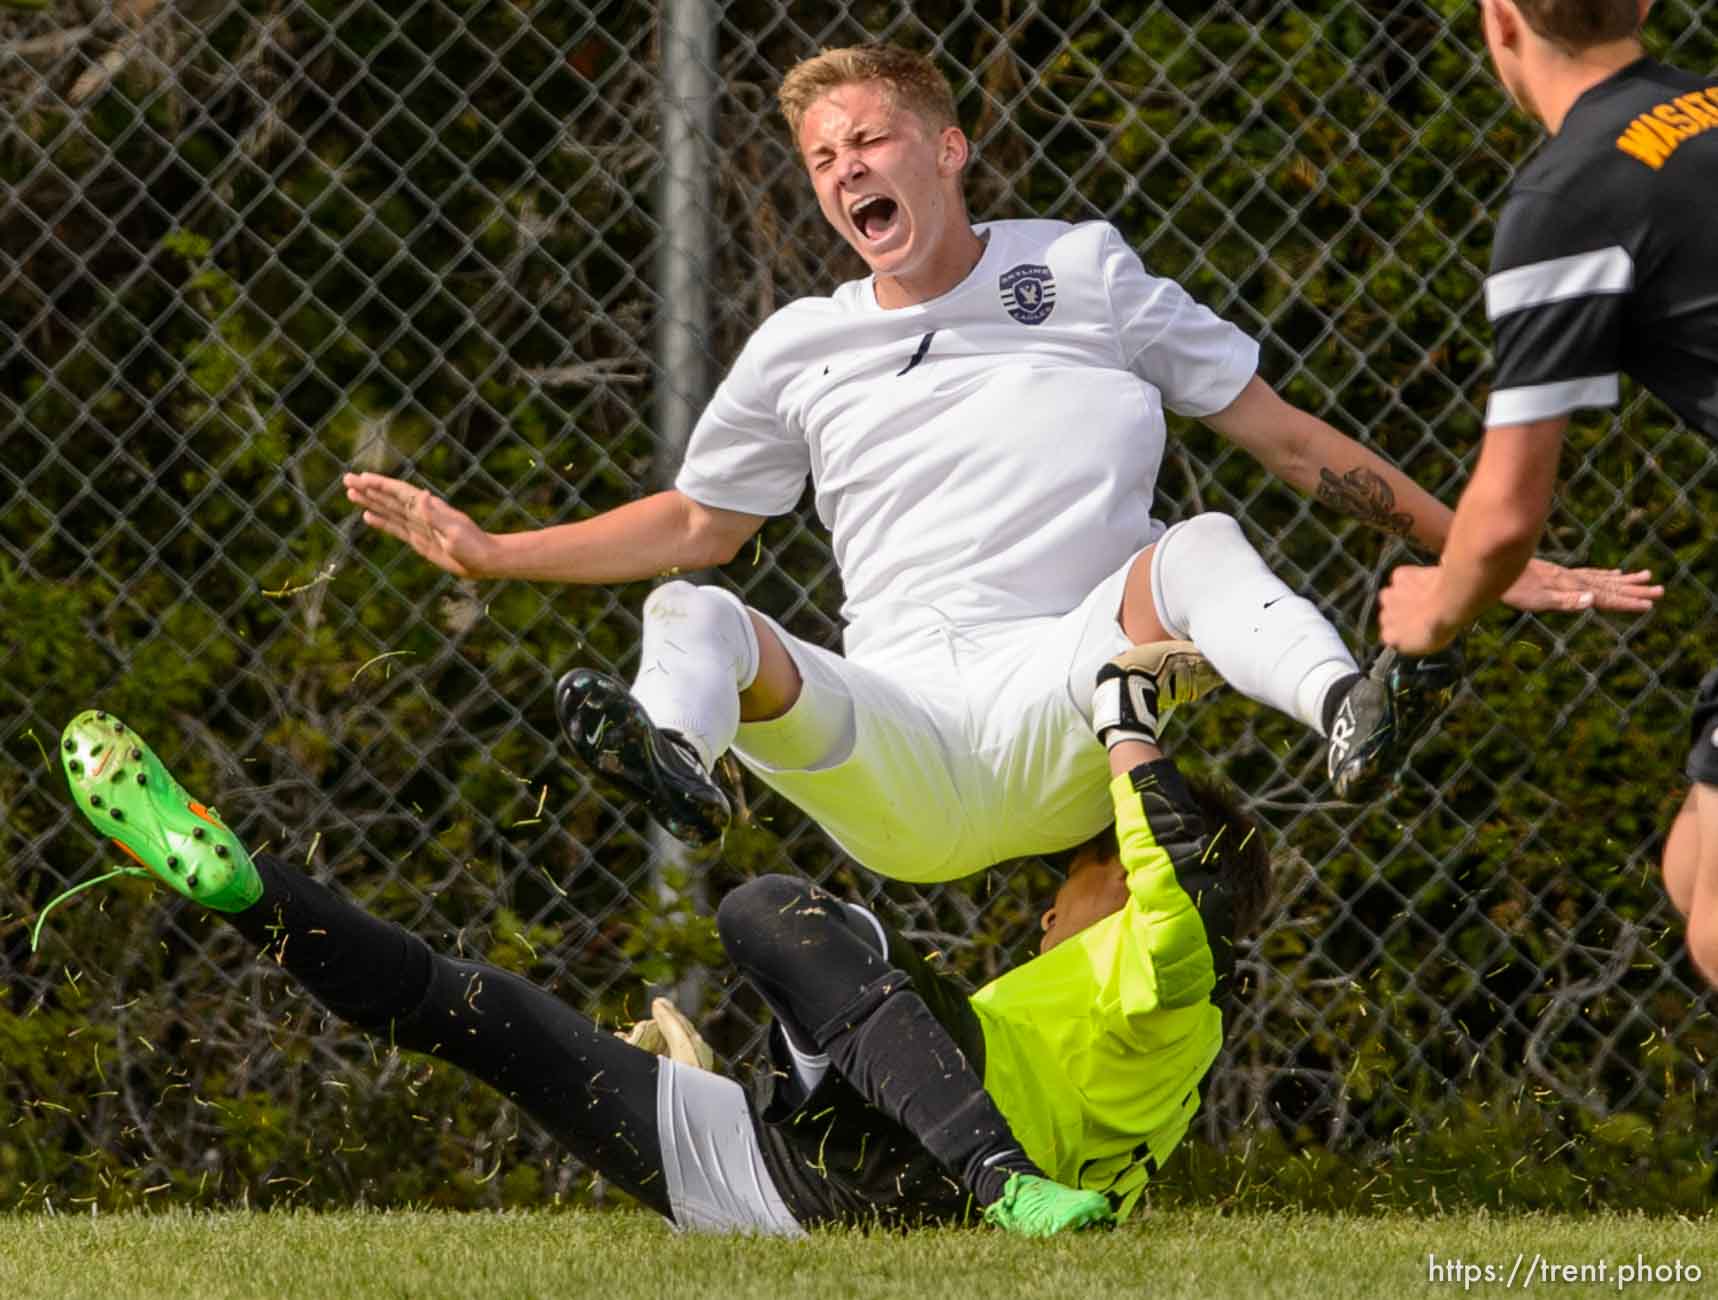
1485;58;1718;437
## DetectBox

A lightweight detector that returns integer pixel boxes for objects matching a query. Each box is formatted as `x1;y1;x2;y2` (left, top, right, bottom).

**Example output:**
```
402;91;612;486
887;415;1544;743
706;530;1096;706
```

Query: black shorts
1687;667;1718;785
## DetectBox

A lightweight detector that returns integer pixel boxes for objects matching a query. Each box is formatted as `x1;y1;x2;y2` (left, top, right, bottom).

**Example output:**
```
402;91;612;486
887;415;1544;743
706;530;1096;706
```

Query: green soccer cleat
57;710;262;916
981;1173;1115;1238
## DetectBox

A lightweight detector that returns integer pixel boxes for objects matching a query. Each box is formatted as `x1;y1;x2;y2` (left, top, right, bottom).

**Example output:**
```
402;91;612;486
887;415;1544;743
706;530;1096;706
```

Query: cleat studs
111;808;124;821
130;748;141;760
185;874;198;889
69;760;82;774
135;773;147;785
166;856;178;869
213;845;228;858
89;794;102;808
192;827;206;840
93;712;105;721
63;739;75;752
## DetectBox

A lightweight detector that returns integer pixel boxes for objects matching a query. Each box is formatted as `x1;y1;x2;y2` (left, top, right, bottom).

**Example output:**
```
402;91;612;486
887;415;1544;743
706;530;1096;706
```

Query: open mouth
851;194;900;243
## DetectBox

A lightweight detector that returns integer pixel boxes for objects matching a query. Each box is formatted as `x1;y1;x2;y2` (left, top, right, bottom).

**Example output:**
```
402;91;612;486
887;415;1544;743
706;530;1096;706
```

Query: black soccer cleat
555;667;730;848
1326;646;1462;801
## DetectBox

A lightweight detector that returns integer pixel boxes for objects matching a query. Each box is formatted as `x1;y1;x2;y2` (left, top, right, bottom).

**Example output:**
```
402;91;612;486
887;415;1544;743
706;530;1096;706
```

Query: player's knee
642;579;701;622
1170;511;1243;553
1685;909;1718;990
717;875;871;993
1660;829;1695;919
716;874;811;959
644;579;749;622
643;580;756;659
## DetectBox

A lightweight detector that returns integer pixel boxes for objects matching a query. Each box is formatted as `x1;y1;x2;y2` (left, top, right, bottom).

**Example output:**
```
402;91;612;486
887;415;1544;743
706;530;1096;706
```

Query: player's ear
1485;0;1523;49
936;125;969;177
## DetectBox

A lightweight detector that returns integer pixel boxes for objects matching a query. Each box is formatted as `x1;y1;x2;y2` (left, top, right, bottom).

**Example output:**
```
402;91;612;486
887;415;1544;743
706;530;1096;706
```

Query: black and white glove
1091;640;1221;751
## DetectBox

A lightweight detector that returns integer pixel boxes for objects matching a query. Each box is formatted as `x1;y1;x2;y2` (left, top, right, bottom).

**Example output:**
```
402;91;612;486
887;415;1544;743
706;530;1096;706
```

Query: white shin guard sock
630;581;760;771
1150;513;1358;736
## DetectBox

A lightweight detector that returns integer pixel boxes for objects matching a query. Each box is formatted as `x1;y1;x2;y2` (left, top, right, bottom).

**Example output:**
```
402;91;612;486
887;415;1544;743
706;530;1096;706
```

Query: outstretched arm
1201;376;1444;550
344;474;766;585
1377;417;1565;653
1200;378;1659;618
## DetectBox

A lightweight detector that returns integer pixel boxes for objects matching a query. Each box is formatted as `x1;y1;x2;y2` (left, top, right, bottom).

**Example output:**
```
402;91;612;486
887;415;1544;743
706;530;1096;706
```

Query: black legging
228;855;672;1217
228;859;1033;1220
716;874;1033;1205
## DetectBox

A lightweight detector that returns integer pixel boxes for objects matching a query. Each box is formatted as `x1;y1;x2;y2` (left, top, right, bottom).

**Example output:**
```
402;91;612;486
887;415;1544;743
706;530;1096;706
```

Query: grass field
1;1208;1713;1299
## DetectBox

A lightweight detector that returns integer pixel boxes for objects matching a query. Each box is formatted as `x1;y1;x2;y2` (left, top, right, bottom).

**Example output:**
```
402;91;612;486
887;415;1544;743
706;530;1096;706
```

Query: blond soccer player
349;44;1654;884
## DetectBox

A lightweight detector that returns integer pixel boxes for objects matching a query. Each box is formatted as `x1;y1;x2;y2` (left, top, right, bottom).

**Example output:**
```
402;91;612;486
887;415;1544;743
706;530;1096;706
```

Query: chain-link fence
4;0;1716;1211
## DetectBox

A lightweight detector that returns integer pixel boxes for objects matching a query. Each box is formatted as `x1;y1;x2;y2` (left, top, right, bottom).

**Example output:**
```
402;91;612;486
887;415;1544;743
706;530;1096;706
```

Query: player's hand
1378;564;1464;655
344;472;495;579
1498;558;1662;615
1091;641;1220;750
616;997;715;1072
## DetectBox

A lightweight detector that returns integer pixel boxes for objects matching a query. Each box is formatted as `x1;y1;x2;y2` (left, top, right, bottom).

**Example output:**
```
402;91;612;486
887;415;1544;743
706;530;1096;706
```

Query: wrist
1092;670;1158;751
1439;504;1540;611
475;529;531;581
1107;738;1162;774
1429;553;1509;633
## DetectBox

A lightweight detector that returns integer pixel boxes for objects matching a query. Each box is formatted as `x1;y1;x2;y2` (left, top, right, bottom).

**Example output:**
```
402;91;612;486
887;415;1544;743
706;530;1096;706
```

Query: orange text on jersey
1615;89;1718;170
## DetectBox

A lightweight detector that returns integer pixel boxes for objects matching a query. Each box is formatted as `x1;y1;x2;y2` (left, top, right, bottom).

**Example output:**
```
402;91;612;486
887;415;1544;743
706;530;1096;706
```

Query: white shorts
656;1059;805;1237
732;550;1140;882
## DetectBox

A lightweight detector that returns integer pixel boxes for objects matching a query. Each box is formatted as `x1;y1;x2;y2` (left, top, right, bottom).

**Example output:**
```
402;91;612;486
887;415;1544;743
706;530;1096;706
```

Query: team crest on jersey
998;263;1056;325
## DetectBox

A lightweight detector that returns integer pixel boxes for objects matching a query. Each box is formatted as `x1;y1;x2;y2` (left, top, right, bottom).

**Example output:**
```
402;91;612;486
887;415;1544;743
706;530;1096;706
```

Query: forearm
482;490;762;584
1298;428;1450;553
1262;406;1455;552
1107;758;1217;1010
1423;443;1554;628
1202;377;1451;552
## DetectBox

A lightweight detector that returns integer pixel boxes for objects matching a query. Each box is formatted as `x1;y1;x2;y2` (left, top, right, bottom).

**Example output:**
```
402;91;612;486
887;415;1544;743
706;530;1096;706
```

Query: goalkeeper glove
1091;640;1221;751
618;996;716;1072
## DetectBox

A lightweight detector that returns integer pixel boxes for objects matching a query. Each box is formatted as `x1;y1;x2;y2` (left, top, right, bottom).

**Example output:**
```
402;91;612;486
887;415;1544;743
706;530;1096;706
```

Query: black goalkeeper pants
226;857;1012;1225
228;854;674;1217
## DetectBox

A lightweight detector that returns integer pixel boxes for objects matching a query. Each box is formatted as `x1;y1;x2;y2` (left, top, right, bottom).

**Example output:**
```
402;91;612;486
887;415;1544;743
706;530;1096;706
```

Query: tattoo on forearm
1315;466;1415;538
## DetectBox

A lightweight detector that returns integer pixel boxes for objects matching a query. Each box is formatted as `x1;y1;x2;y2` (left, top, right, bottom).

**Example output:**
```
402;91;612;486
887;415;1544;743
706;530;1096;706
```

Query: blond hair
778;43;958;138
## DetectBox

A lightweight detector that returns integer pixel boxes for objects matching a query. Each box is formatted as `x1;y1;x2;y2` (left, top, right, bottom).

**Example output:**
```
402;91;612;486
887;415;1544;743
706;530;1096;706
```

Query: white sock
629;581;759;771
1150;513;1358;736
780;1027;831;1095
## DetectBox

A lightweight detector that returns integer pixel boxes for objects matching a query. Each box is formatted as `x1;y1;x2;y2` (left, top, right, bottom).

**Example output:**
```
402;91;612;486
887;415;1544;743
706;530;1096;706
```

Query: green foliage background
2;0;1715;1213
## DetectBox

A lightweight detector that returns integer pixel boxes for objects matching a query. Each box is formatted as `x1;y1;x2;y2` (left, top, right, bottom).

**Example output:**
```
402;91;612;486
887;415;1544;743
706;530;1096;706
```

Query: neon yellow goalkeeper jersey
969;761;1227;1220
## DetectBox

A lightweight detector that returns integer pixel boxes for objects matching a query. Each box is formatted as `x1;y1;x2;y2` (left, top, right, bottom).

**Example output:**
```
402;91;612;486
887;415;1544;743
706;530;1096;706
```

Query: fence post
652;0;720;1016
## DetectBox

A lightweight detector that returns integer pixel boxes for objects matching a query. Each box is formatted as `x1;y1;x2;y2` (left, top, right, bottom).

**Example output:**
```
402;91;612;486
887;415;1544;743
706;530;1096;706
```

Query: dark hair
1055;772;1273;939
1514;0;1640;50
1184;772;1273;940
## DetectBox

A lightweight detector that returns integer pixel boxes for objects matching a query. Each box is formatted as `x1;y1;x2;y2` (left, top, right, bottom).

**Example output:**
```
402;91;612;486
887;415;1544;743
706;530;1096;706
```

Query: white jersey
675;219;1258;659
